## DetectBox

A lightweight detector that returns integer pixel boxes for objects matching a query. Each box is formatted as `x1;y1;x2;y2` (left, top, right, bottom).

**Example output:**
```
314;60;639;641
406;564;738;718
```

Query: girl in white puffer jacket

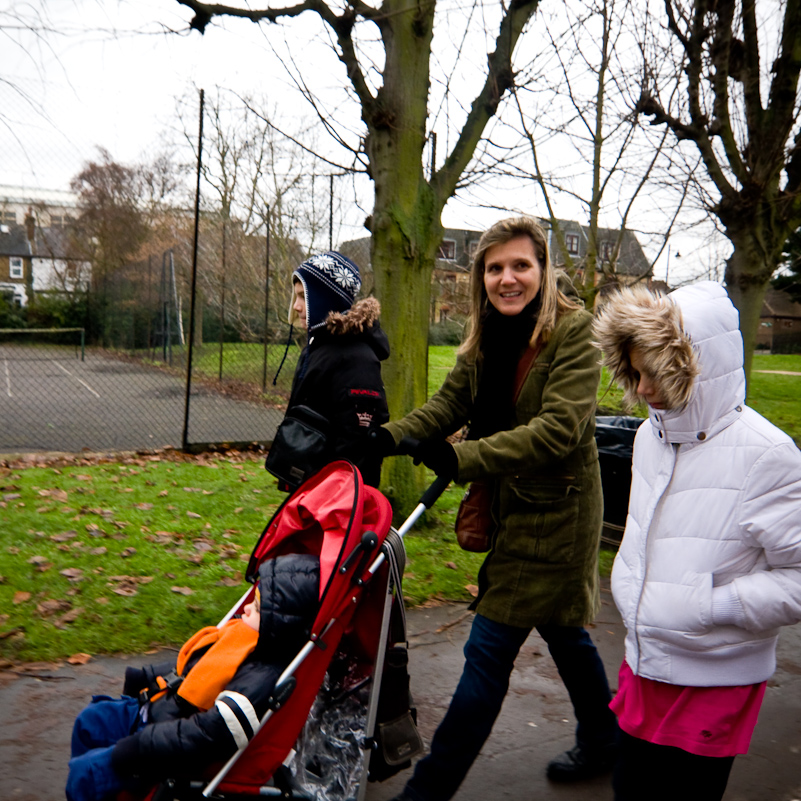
593;281;801;801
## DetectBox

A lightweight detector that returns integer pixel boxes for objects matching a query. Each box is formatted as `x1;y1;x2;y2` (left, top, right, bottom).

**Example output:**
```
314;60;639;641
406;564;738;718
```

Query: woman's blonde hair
458;216;582;360
592;284;699;411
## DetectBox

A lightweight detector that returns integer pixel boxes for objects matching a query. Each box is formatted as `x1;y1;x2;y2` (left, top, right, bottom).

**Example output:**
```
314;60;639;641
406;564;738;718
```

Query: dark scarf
469;297;540;440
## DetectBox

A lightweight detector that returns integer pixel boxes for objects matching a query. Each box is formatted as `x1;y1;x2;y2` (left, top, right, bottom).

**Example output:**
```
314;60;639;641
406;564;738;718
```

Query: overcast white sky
3;1;283;185
1;0;716;283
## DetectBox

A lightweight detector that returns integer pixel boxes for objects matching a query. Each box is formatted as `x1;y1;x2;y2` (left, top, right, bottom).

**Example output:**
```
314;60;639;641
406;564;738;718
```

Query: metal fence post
262;205;271;393
182;88;205;451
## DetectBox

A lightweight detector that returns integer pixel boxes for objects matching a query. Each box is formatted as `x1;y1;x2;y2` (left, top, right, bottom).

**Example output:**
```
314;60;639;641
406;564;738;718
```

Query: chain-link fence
0;88;374;455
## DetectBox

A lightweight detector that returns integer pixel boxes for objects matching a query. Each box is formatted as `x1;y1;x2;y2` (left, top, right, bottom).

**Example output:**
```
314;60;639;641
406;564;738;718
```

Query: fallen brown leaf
67;653;92;665
50;531;77;542
60;567;84;581
193;539;214;552
13;591;31;604
465;584;479;597
171;586;194;595
54;607;84;628
37;599;72;617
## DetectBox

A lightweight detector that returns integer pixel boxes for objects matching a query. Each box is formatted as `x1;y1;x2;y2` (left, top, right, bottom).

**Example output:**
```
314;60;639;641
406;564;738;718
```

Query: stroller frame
145;462;446;801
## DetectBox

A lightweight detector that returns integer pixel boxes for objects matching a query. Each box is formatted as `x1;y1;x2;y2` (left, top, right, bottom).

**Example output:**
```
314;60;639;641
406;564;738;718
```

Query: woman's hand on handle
410;439;458;481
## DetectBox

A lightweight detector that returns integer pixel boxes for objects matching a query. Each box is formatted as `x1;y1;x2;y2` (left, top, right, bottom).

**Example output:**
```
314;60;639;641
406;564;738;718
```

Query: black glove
122;666;147;698
110;734;141;776
411;439;458;480
369;426;398;457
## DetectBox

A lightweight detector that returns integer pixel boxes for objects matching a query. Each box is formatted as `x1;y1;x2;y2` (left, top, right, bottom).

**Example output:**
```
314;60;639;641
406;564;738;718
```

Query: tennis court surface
0;345;283;453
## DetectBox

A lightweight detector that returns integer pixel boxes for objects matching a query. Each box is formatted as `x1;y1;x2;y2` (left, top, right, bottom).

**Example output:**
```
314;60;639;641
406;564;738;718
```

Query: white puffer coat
612;281;801;686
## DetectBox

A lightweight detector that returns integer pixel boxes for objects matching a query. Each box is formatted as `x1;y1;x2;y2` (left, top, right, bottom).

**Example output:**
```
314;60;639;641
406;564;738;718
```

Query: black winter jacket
285;297;389;487
110;554;320;780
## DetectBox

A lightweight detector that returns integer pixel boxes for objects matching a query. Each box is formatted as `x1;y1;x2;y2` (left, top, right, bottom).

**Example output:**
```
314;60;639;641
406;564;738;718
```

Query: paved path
3;585;801;801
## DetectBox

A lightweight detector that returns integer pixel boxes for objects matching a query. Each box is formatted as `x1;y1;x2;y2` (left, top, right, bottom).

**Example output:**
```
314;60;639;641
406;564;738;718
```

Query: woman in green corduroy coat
380;216;619;801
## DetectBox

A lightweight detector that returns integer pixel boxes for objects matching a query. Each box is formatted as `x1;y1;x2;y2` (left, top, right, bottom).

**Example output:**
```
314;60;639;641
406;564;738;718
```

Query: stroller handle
419;473;451;509
392;473;451;540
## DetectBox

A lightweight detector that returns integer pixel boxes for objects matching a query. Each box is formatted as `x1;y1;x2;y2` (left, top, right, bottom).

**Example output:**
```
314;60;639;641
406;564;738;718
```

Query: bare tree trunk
724;236;781;392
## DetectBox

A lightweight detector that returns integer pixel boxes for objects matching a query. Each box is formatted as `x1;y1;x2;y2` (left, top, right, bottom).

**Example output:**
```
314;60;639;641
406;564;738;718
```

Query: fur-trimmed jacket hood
325;296;383;337
595;281;745;445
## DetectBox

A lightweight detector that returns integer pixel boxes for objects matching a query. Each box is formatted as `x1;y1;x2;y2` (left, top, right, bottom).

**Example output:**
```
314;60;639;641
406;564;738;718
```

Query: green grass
188;342;301;392
428;346;458;398
0;453;283;663
127;341;302;405
750;354;801;445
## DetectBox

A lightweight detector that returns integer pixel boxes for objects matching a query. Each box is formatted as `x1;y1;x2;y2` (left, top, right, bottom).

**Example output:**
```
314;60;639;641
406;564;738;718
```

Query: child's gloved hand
122;667;147;698
411;439;457;480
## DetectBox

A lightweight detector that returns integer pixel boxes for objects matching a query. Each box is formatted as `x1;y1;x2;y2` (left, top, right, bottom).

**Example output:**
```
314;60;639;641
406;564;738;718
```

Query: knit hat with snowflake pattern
291;251;362;332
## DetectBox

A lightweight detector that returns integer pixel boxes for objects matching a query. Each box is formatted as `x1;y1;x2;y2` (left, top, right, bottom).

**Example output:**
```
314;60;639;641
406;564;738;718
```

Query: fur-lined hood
309;296;389;361
594;281;746;444
325;297;381;335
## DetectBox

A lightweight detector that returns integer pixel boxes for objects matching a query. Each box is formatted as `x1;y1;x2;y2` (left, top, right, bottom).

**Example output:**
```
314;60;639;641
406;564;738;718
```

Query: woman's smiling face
482;235;542;316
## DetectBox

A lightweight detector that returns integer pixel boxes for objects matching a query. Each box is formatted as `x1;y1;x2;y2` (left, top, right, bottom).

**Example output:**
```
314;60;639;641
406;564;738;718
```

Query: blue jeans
404;614;618;801
67;695;145;801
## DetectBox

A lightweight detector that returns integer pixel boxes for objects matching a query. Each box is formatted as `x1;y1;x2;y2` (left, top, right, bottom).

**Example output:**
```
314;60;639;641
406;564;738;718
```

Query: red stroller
142;459;446;801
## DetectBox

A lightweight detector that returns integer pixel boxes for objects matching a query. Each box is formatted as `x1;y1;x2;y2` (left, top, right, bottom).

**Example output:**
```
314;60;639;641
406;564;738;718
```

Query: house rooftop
0;185;78;207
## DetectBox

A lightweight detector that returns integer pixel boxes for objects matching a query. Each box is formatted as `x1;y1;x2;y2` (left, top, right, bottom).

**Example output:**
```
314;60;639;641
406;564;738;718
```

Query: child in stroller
66;553;320;801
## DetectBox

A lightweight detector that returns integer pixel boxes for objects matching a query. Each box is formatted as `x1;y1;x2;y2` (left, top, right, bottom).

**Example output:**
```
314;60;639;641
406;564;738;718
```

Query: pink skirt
610;661;766;757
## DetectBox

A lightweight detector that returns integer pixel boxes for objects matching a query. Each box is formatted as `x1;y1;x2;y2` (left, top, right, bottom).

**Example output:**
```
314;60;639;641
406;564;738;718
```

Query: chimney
25;207;35;246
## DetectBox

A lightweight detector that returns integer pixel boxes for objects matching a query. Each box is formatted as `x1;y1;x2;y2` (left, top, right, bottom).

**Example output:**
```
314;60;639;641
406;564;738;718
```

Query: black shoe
546;744;617;782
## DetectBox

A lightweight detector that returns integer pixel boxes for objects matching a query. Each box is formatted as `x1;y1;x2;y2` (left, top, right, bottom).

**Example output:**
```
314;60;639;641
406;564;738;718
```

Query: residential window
438;239;456;260
51;214;63;227
565;234;579;254
600;241;615;261
468;240;479;259
3;211;16;224
9;257;23;279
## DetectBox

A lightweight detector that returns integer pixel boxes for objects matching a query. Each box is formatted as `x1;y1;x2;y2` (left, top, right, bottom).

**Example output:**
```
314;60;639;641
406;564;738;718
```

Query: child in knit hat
66;554;319;801
268;251;390;489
